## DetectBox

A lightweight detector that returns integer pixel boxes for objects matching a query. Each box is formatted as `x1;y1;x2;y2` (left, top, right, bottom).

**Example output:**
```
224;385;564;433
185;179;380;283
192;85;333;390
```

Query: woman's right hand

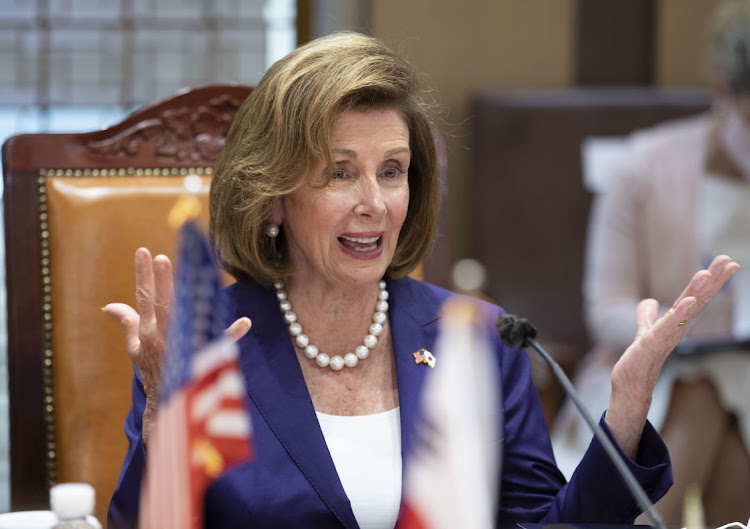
103;247;251;445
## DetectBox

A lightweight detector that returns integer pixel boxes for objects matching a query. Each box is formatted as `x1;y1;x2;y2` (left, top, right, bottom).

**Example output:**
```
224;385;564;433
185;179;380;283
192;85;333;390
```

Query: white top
316;407;402;529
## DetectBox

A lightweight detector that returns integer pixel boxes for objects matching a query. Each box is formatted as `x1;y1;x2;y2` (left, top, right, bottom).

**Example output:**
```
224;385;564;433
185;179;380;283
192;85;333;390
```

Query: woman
106;32;738;529
552;0;750;524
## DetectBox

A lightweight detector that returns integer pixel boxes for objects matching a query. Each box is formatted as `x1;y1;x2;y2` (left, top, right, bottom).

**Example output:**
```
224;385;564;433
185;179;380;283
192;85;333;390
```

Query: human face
276;107;410;289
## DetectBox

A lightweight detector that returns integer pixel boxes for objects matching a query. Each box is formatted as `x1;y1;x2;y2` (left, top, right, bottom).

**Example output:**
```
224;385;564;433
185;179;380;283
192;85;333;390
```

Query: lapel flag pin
413;348;436;368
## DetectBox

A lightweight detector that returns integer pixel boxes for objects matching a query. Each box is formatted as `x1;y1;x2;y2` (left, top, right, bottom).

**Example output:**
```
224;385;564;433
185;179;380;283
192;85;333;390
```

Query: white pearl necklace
273;279;390;371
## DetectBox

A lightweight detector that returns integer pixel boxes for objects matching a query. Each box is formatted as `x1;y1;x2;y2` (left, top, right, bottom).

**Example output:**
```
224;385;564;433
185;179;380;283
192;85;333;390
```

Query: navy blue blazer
108;276;673;529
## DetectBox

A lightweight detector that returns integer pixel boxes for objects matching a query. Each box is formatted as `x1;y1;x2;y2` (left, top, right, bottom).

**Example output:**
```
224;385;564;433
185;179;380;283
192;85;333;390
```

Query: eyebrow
333;147;411;159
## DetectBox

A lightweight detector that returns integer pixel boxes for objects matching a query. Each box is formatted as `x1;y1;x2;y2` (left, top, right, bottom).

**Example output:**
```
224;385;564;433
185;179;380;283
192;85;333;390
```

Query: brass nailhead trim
37;175;57;488
39;167;213;178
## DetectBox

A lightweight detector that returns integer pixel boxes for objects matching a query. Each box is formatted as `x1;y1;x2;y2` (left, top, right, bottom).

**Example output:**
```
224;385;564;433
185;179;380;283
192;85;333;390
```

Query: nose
353;174;386;218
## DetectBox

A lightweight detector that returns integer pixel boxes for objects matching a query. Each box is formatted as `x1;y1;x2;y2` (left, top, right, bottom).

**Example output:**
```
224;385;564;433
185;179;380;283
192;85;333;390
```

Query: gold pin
413;348;436;368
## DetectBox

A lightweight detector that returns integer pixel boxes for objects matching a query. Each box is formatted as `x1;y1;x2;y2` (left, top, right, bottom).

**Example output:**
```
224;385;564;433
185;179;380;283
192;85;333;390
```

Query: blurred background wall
365;0;720;259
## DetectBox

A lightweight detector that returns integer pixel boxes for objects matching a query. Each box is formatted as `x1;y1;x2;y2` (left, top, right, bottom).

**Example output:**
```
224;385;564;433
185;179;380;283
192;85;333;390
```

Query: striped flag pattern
139;222;252;529
397;298;503;529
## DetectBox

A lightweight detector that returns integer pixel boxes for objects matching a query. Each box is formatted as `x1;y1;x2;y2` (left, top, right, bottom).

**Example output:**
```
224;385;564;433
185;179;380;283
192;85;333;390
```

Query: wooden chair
1;84;253;523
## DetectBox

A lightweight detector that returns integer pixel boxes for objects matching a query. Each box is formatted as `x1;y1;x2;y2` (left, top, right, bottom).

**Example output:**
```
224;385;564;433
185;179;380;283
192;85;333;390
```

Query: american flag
397;298;502;529
139;222;252;529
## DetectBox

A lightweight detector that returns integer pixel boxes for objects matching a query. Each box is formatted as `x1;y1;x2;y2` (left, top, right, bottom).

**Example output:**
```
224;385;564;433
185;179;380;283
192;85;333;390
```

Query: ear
271;197;284;226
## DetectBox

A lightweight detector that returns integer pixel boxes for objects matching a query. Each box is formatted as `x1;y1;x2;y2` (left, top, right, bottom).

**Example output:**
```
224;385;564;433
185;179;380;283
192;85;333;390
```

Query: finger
669;295;697;325
704;254;732;268
651;296;697;351
669;268;712;310
225;317;252;342
134;248;157;329
675;258;739;322
153;254;175;339
711;259;740;296
691;255;734;300
634;298;658;341
102;303;141;355
707;254;733;278
674;256;736;308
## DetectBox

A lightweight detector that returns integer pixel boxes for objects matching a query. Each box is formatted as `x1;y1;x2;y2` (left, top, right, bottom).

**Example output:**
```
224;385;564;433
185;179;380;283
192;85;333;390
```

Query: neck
285;275;382;321
274;275;390;371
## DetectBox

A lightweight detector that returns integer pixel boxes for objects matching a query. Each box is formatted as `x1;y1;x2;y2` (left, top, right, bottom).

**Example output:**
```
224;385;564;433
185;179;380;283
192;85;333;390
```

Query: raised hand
604;255;740;458
103;247;251;445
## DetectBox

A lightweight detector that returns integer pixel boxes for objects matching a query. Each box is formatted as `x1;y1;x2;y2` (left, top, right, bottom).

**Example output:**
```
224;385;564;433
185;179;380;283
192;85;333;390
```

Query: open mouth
338;235;383;253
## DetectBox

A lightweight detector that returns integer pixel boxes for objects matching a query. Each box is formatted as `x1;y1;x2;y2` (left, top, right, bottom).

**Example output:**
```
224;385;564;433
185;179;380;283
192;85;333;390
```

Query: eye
331;168;347;180
381;166;405;179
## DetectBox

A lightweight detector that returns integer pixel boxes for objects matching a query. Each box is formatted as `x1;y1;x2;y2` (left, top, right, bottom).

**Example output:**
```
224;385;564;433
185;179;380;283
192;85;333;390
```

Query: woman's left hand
604;254;740;459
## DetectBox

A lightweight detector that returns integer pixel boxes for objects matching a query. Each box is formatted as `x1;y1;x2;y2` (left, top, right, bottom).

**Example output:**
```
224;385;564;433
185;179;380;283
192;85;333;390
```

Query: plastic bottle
50;483;99;529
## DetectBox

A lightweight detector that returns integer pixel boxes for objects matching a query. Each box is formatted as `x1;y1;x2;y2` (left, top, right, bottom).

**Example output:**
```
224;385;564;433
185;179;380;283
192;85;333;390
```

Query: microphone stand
498;314;668;529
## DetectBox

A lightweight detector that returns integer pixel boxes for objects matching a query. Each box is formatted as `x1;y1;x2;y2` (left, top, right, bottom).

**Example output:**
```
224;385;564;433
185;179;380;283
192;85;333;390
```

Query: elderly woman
106;32;738;529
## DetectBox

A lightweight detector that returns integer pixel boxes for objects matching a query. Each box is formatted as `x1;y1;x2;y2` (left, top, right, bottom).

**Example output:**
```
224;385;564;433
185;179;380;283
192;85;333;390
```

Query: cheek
284;192;332;231
391;187;410;227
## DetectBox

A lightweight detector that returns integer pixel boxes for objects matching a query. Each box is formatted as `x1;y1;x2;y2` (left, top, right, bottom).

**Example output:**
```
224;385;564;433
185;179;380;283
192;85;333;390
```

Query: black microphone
498;314;668;529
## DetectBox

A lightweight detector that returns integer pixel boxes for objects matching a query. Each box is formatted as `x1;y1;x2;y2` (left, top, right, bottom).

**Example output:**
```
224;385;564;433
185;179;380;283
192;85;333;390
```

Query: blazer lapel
388;277;444;462
232;282;359;529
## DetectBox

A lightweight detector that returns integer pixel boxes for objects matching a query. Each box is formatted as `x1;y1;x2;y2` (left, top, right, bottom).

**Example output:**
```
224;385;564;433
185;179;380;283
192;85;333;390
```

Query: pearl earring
266;223;280;238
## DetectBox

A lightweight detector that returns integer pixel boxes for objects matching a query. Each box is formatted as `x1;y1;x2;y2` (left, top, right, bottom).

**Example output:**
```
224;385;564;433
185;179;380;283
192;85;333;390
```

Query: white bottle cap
50;483;95;520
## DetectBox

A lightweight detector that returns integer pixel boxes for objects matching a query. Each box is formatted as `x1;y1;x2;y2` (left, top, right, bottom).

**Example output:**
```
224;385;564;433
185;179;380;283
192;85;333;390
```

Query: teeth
352;244;377;252
341;235;380;243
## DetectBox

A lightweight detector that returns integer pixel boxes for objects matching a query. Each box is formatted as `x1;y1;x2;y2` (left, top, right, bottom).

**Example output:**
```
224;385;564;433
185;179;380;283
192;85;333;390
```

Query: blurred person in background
553;0;750;524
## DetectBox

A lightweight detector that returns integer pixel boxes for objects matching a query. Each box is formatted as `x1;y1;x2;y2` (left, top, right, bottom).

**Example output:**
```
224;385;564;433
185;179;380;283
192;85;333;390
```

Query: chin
350;270;387;286
338;263;389;287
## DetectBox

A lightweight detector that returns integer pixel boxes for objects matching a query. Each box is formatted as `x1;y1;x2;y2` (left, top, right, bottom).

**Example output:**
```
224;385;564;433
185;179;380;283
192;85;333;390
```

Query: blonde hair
707;0;750;94
210;32;440;284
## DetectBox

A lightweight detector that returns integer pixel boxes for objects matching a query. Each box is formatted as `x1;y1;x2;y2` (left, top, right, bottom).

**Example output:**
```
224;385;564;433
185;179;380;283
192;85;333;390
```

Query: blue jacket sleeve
107;369;148;529
497;336;673;523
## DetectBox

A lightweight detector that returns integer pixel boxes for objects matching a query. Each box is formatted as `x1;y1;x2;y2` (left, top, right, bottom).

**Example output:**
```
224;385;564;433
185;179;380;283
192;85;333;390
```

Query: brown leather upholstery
1;84;252;522
48;176;214;519
471;88;712;424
